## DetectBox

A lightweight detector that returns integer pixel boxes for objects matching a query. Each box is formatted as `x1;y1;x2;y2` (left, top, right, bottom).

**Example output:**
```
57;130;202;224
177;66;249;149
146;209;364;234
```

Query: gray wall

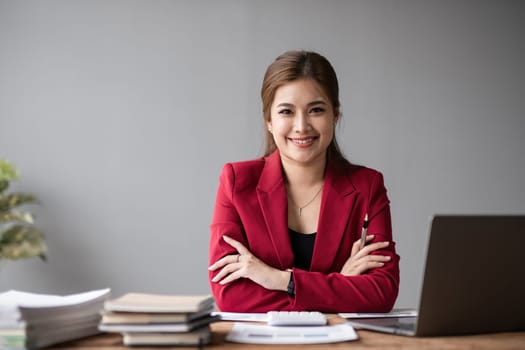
1;0;524;309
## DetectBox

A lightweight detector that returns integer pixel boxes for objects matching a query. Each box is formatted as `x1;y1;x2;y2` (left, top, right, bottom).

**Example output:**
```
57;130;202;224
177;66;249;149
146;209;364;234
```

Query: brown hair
261;50;348;165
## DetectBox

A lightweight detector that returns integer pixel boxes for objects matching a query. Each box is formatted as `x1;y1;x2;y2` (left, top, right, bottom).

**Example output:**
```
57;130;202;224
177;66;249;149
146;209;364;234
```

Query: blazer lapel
311;163;357;272
256;151;294;269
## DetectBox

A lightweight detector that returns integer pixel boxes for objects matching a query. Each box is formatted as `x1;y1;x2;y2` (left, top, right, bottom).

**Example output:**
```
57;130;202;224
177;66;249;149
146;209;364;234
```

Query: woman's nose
294;112;310;133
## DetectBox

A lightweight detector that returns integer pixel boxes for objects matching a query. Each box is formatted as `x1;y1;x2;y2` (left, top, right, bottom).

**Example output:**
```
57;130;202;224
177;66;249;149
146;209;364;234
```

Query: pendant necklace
289;185;323;216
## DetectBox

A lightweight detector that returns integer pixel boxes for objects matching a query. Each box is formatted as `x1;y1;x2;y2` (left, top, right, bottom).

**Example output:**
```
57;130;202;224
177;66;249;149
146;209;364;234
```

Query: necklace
288;185;323;216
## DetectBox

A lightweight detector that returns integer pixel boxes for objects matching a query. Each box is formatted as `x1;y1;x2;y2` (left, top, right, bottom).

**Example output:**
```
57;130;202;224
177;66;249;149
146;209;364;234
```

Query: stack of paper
98;293;216;346
0;288;110;349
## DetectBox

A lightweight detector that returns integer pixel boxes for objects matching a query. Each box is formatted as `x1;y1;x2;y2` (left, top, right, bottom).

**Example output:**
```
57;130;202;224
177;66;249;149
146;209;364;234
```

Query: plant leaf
0;193;39;212
0;159;19;182
0;210;34;224
0;180;8;194
0;225;47;260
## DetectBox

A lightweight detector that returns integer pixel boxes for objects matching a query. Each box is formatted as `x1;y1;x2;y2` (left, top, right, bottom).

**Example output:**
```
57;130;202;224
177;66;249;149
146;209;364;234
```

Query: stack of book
0;288;110;349
98;293;216;346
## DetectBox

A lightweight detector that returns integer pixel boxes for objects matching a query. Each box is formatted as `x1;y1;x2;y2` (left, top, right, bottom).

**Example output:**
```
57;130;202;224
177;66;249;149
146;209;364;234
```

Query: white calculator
267;311;327;326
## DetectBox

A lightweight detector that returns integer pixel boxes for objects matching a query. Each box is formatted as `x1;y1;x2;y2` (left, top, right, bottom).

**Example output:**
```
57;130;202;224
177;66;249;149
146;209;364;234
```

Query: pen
359;214;368;250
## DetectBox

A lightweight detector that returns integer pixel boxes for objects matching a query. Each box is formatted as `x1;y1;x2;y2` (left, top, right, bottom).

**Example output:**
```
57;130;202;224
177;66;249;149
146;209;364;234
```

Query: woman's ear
334;111;340;125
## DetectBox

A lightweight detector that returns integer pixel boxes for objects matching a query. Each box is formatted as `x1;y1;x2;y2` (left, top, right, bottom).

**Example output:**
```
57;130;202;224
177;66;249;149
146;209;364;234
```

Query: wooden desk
50;315;525;350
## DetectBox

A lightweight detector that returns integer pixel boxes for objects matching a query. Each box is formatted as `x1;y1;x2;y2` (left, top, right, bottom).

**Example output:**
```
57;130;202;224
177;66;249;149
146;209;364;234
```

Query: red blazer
208;151;400;312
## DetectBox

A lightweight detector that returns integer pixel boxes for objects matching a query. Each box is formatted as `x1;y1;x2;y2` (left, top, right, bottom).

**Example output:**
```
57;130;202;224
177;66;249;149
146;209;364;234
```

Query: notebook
347;215;525;336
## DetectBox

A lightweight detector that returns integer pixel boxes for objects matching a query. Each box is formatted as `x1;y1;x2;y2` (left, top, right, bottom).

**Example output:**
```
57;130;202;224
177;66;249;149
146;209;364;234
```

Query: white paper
226;323;358;344
0;289;110;327
339;309;418;319
0;289;110;307
211;312;268;322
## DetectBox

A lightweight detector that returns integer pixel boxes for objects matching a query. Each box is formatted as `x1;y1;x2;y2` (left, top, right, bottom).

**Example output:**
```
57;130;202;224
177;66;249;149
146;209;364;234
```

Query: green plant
0;159;47;261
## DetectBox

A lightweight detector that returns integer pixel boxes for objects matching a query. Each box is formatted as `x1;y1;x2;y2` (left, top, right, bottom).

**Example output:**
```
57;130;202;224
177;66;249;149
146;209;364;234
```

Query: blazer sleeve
208;164;292;312
291;171;400;312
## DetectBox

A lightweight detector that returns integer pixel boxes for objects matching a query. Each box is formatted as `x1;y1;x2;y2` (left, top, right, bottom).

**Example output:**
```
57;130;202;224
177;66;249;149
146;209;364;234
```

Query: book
104;293;214;313
122;326;211;346
98;314;218;333
101;306;213;324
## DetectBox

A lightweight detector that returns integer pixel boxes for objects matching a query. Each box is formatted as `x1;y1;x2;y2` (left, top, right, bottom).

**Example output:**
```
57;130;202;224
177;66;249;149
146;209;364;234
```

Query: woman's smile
288;136;319;147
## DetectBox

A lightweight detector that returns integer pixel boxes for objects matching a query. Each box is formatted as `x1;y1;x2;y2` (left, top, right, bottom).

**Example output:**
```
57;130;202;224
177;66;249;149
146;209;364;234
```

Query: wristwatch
287;271;295;297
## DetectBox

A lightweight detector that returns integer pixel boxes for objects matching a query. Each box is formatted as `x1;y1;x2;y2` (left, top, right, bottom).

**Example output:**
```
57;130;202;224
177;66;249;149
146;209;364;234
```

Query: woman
208;50;399;312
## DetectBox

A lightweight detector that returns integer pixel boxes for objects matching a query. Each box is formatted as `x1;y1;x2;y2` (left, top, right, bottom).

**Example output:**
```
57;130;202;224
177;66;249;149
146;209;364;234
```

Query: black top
289;228;317;270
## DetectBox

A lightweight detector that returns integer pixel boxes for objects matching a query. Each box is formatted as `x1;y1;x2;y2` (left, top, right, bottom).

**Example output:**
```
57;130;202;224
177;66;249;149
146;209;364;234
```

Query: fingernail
383;241;390;246
223;235;230;241
385;256;391;261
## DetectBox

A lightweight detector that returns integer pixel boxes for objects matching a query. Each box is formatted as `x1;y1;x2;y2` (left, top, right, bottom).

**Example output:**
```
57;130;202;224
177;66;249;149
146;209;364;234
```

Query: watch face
287;274;295;296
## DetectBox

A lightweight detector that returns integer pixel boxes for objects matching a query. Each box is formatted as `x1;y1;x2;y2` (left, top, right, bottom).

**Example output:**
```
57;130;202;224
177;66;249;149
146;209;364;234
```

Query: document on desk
339;308;418;319
211;312;267;322
226;323;358;344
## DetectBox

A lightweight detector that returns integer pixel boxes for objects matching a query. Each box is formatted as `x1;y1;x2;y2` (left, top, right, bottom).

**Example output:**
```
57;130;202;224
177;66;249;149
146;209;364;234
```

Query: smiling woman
268;79;336;169
208;50;399;313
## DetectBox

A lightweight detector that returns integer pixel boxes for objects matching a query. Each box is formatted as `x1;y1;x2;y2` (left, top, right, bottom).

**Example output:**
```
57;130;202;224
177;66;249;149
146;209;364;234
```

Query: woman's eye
278;109;292;115
310;107;325;114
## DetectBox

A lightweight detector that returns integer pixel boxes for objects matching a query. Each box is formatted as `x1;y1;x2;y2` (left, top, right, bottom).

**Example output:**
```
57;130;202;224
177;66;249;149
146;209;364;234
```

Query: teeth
292;138;314;144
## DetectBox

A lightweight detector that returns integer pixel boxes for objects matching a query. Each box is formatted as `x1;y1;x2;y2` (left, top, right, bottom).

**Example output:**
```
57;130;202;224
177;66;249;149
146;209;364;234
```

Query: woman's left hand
208;235;289;291
340;235;392;276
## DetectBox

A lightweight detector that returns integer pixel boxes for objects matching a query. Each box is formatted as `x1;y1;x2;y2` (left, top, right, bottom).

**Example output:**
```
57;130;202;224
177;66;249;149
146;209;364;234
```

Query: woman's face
267;78;338;167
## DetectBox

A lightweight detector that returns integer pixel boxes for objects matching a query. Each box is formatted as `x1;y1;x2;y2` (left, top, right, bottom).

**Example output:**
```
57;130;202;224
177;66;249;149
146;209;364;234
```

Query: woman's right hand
340;235;391;276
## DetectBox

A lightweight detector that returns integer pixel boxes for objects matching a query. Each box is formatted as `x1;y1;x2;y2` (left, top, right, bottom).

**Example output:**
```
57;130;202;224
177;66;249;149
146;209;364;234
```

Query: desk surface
50;315;525;350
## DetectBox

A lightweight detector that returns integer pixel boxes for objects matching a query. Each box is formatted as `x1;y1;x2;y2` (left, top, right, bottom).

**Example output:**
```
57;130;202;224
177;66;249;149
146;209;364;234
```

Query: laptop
347;215;525;336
